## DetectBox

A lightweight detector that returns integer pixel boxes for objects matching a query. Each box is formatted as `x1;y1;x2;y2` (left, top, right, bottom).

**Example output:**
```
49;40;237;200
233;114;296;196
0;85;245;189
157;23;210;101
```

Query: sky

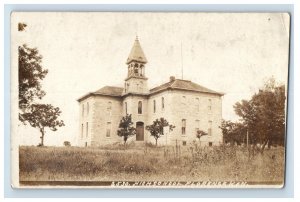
11;12;290;146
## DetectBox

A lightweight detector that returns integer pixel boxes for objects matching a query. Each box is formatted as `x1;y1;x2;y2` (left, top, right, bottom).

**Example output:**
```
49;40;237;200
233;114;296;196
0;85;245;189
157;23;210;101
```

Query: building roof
78;78;223;102
126;37;148;64
94;86;124;96
77;86;124;102
150;78;224;96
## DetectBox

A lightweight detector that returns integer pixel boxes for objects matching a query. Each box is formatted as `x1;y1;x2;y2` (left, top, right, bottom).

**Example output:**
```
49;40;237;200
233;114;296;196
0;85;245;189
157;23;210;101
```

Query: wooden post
246;129;249;148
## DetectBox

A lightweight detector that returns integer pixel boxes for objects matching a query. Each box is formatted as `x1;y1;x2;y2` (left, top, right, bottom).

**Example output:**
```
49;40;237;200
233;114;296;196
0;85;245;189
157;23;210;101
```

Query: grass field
19;143;285;184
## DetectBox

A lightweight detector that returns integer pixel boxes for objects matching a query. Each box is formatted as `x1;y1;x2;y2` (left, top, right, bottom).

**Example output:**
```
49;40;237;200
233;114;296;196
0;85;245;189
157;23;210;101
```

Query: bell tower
124;37;149;94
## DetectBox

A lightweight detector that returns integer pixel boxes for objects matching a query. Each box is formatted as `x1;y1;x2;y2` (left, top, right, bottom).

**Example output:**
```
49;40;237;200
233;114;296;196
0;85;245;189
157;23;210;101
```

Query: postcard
11;12;290;188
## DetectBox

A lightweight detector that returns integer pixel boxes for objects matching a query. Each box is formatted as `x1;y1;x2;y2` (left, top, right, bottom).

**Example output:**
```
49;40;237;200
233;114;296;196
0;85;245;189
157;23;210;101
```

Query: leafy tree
117;114;136;146
220;120;246;146
234;77;286;152
18;23;27;31
19;44;48;121
146;118;175;146
196;129;208;146
22;104;65;146
64;141;71;147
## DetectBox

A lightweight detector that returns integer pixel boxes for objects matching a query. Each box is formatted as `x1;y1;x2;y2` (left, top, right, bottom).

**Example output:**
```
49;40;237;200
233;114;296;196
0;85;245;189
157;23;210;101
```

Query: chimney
170;76;175;82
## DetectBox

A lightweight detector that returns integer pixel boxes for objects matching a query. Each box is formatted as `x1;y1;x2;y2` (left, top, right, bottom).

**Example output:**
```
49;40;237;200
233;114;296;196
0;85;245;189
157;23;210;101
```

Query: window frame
208;99;212;111
195;119;200;135
81;123;84;139
208;120;212;136
138;101;143;114
181;119;186;135
86;122;88;137
106;122;111;137
87;102;89;116
195;97;200;112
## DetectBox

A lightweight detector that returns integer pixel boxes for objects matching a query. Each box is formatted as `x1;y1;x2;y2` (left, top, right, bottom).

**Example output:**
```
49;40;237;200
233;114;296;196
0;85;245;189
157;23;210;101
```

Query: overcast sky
11;12;290;146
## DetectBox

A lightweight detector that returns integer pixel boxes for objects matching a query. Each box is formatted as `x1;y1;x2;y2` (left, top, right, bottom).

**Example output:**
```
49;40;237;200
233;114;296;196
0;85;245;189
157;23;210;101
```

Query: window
134;64;139;74
195;98;200;112
182;119;186;135
208;121;212;136
162;97;165;110
181;96;186;104
87;102;89;116
81;124;84;138
182;141;187;146
82;104;84;116
86;122;88;137
209;142;213;147
153;100;156;113
140;66;144;76
106;122;111;137
195;120;200;135
125;102;127;114
107;101;112;114
138;101;142;114
208;99;212;111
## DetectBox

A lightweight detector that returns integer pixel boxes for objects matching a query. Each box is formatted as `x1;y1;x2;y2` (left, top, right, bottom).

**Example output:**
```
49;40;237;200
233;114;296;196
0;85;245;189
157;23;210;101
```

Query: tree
63;141;71;147
219;120;246;146
117;114;136;146
18;23;27;31
196;129;208;146
233;77;286;152
22;104;65;146
19;44;48;121
145;118;175;146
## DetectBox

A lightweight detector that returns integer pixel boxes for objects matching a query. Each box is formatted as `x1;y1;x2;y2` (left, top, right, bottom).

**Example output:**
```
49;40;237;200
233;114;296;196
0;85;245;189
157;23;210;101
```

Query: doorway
136;122;144;141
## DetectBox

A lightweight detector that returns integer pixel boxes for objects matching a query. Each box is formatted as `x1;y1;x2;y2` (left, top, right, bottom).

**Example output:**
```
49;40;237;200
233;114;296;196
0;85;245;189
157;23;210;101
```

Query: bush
63;141;71;147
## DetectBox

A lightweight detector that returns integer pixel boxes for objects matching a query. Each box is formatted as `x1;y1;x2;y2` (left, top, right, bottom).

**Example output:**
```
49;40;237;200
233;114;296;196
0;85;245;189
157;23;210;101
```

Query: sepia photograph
10;12;290;188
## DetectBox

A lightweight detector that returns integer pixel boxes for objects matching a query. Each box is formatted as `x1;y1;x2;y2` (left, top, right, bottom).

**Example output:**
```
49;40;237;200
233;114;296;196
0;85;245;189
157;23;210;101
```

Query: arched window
138;101;142;114
153;100;156;113
162;97;165;110
134;63;139;74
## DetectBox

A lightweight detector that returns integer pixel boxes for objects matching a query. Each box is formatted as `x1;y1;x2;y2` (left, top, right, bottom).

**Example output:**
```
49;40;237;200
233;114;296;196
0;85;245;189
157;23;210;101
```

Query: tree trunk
40;127;45;146
155;138;158;146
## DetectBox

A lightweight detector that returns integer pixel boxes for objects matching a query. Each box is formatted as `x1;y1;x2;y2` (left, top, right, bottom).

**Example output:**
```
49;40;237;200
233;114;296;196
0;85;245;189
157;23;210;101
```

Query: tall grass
19;144;284;183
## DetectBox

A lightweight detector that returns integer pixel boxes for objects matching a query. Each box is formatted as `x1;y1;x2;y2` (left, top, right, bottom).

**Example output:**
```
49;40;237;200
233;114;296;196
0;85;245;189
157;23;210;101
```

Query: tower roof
126;37;148;64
